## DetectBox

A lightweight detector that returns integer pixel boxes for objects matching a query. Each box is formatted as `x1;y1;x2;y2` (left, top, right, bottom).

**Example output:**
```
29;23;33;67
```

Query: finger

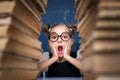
67;40;72;49
52;44;58;56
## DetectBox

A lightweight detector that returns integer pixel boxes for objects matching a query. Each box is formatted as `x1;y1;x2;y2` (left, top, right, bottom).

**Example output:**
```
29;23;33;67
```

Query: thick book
0;0;42;37
0;52;38;70
0;24;42;49
75;0;120;80
23;0;46;16
0;37;42;60
93;29;120;40
76;0;97;45
98;0;120;18
74;0;81;9
98;0;120;8
96;75;120;80
75;0;91;21
77;4;97;40
81;53;120;74
82;73;96;80
0;69;39;80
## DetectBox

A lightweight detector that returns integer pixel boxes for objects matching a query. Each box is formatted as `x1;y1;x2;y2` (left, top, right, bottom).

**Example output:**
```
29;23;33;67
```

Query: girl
38;23;83;77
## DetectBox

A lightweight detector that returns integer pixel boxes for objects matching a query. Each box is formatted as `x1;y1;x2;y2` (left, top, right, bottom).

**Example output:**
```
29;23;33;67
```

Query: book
77;5;97;40
0;52;38;70
0;37;42;60
23;0;46;17
96;75;120;80
0;0;42;38
96;20;120;29
74;0;81;9
41;0;48;8
92;29;120;39
81;53;120;74
0;69;39;80
0;0;47;79
75;0;91;21
75;0;120;80
83;73;96;80
0;24;42;49
98;0;120;9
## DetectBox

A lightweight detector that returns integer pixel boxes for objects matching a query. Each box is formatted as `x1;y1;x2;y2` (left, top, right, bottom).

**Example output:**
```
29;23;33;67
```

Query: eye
49;33;58;41
62;32;70;40
51;35;57;39
63;35;69;38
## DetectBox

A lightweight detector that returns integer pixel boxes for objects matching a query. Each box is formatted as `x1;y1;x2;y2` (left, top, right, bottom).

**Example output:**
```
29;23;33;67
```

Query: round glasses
48;32;71;42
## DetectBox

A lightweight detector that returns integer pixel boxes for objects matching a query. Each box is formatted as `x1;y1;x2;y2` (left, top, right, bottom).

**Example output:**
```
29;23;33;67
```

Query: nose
57;36;62;43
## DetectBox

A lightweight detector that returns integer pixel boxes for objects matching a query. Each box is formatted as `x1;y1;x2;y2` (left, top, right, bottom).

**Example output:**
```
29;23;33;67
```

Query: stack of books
0;0;47;80
75;0;120;80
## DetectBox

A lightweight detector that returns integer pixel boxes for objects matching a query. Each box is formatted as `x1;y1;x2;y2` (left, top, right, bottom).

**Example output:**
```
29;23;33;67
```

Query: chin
58;54;63;58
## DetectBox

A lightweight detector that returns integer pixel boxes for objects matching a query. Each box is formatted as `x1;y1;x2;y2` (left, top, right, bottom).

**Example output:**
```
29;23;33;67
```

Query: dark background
39;0;81;52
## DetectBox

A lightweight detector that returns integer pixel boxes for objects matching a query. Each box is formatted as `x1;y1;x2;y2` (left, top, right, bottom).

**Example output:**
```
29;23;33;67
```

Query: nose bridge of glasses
57;35;62;41
58;35;62;38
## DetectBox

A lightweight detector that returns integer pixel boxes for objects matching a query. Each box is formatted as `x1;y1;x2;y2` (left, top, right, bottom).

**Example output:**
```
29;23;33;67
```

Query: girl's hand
49;41;58;61
64;39;73;59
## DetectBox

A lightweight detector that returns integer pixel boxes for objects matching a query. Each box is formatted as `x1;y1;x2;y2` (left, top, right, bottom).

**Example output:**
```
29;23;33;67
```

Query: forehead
50;25;69;34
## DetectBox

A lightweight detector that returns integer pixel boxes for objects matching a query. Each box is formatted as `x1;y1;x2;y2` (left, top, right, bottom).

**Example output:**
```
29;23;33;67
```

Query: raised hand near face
49;41;58;61
64;39;73;59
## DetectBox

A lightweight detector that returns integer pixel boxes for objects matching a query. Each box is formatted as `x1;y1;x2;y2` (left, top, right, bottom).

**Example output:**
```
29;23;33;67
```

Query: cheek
62;42;67;47
64;39;73;47
51;42;58;49
48;40;55;47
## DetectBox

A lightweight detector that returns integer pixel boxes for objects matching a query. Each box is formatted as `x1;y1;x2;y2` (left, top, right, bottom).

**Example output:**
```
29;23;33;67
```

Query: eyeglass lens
49;32;71;42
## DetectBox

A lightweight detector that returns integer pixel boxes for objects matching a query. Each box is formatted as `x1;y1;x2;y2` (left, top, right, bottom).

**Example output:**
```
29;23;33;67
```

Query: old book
77;0;97;39
23;0;47;15
0;0;42;37
96;75;120;80
77;7;96;40
74;0;81;9
75;0;91;21
98;0;120;18
98;0;120;8
96;20;120;29
41;0;48;8
0;24;42;49
80;35;94;57
98;9;120;19
80;39;120;58
92;29;120;39
0;37;42;60
81;53;120;74
24;0;44;18
0;69;39;80
83;73;96;80
96;0;120;28
0;13;39;39
81;29;120;55
0;52;38;70
92;39;120;52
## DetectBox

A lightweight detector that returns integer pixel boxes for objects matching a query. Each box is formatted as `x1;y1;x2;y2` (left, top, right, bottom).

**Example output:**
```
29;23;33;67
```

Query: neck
57;57;65;63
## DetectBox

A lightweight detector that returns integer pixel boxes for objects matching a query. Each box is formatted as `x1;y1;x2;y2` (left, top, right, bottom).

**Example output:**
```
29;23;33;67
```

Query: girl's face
48;25;73;57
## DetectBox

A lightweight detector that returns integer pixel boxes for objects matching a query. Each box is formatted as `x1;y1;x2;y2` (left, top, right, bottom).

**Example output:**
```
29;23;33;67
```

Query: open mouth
58;45;63;52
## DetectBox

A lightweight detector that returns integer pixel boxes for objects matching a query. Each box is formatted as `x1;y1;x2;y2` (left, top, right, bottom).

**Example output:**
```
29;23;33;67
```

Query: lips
57;45;63;57
58;45;63;51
